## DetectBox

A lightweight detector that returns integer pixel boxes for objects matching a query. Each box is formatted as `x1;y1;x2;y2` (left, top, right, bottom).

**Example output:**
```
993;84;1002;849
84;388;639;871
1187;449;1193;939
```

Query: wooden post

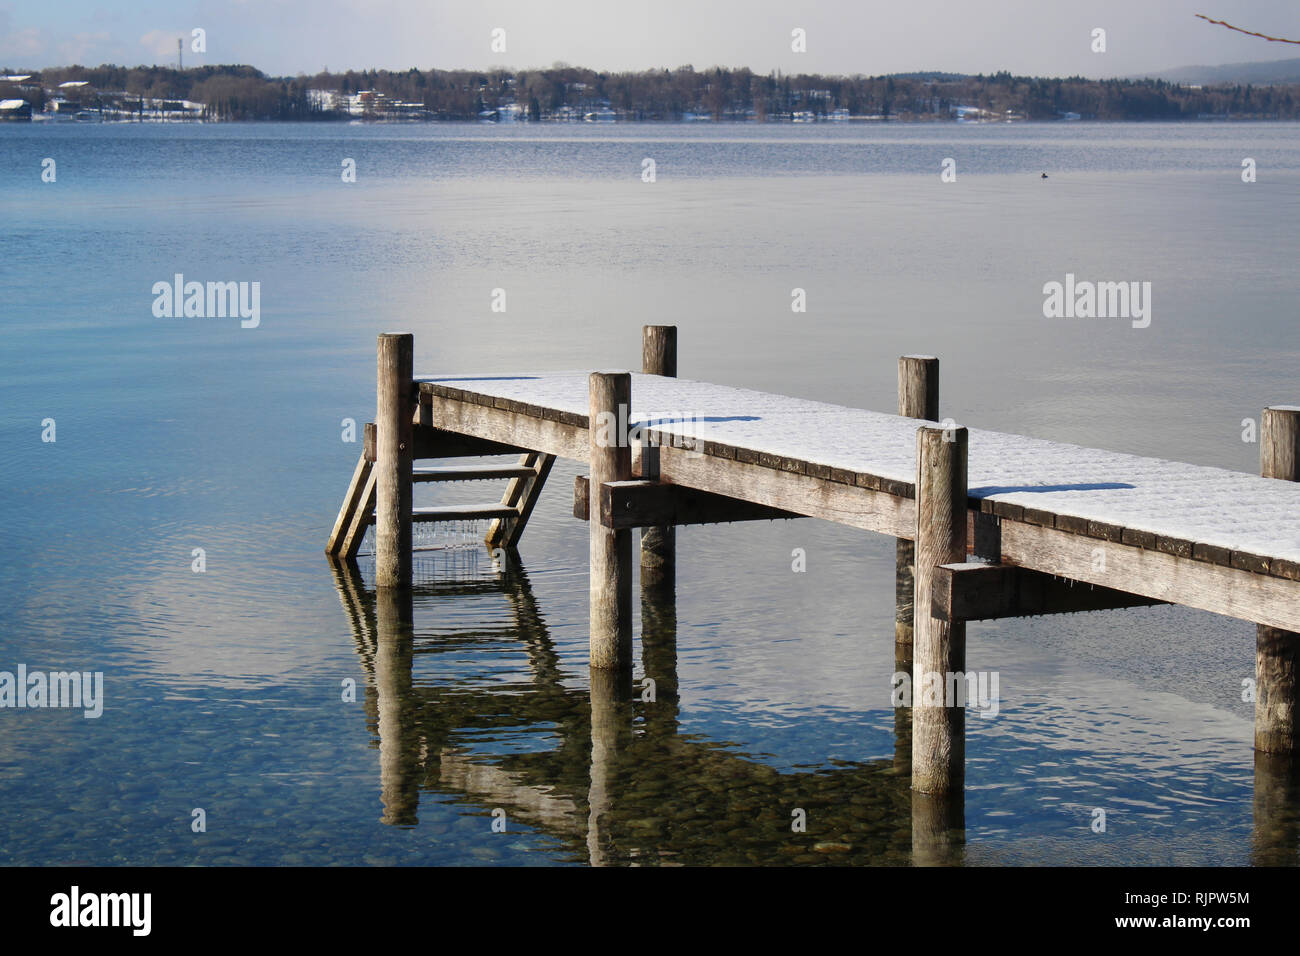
589;372;633;670
896;356;939;646
641;326;677;589
893;642;913;775
1256;406;1300;753
912;423;967;794
375;333;414;588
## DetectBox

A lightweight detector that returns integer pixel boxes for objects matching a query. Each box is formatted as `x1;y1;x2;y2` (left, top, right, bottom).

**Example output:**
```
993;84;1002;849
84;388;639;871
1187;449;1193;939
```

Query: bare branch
1195;14;1300;45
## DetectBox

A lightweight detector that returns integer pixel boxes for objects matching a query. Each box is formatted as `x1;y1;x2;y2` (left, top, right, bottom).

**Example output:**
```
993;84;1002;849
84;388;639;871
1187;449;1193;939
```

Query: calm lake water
2;121;1299;866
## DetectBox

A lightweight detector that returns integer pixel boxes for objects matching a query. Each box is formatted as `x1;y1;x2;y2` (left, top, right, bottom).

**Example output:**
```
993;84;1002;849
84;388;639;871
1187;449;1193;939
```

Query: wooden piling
912;423;967;794
375;333;413;588
589;371;634;670
641;326;677;588
893;642;913;776
1256;406;1300;753
896;356;939;646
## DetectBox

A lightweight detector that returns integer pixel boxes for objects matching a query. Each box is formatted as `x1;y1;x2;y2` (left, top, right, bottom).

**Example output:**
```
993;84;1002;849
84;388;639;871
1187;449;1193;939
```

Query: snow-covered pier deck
328;328;1300;793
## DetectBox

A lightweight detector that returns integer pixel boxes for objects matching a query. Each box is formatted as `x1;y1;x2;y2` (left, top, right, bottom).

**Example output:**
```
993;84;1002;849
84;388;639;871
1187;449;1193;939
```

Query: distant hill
1134;56;1300;86
882;71;971;82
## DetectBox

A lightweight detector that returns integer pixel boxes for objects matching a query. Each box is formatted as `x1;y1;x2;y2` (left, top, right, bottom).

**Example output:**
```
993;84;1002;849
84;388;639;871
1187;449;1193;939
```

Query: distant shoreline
5;63;1300;123
6;115;1297;126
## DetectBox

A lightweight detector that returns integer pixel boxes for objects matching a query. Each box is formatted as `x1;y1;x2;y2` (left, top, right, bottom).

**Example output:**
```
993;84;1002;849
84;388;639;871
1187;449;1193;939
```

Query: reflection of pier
329;552;1300;865
328;555;958;865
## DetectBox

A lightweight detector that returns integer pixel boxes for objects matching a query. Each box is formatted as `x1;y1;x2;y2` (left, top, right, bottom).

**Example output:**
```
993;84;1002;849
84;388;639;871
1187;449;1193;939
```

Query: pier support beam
912;423;967;795
589;372;633;671
376;333;413;588
896;356;939;646
1256;406;1300;753
640;326;677;591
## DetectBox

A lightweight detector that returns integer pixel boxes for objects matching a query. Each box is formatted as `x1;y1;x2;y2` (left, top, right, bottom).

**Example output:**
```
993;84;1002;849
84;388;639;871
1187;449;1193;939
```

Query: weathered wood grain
896;356;940;646
326;452;372;556
913;424;967;796
658;442;915;537
1001;521;1300;633
641;325;678;587
932;562;1165;622
589;373;633;671
375;333;413;588
1257;406;1300;752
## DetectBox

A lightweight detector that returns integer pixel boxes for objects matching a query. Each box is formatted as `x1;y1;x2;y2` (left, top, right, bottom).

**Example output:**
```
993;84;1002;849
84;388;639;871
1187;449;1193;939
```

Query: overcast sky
3;0;1299;77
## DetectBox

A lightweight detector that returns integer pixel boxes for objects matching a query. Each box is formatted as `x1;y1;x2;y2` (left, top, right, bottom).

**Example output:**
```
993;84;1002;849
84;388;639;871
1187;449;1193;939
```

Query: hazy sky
2;0;1299;77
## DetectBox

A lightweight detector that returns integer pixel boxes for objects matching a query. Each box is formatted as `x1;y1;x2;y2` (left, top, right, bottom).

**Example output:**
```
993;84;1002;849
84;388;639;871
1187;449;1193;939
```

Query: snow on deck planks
419;371;1300;581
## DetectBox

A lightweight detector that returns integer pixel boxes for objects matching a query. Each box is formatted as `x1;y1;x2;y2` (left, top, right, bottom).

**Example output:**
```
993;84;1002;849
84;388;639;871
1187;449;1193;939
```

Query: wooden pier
328;328;1300;795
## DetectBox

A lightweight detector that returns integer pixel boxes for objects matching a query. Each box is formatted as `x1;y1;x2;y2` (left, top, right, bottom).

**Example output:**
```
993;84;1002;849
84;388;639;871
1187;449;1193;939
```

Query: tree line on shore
5;62;1299;121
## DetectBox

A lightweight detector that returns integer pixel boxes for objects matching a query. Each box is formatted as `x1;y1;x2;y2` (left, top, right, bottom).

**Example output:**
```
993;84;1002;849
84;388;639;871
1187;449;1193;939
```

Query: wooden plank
572;476;802;527
366;503;518;523
413;464;534;482
326;452;372;555
412;425;527;460
1000;521;1300;633
415;504;518;522
485;452;556;550
413;371;1300;585
657;442;915;537
429;394;587;461
932;562;1166;623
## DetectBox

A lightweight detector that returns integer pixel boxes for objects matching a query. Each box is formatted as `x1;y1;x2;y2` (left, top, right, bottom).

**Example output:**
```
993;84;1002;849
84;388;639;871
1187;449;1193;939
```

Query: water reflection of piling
640;566;679;733
911;789;966;866
587;667;633;866
375;586;419;826
1253;751;1300;865
329;550;919;865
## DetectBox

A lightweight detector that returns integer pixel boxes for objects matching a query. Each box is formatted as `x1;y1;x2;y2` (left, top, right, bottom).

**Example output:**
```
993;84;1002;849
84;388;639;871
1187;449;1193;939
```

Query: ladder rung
412;464;534;482
364;504;518;525
413;504;518;523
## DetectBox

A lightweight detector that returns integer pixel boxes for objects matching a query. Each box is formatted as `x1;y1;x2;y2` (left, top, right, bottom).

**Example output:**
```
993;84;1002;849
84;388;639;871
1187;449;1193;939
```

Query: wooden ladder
326;421;554;561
